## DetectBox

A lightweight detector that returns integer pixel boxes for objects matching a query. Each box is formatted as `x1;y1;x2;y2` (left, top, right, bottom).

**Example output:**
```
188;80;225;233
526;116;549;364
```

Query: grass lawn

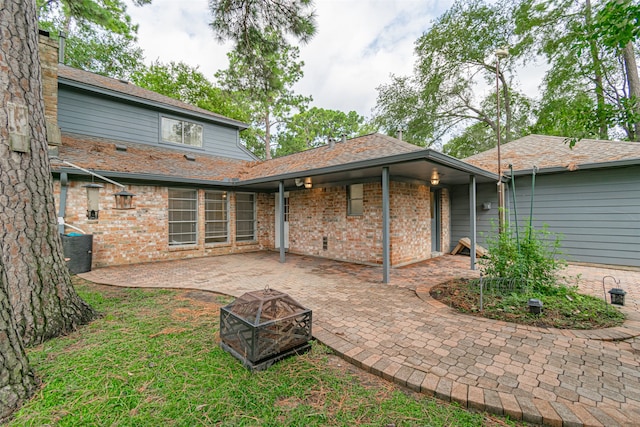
8;278;522;427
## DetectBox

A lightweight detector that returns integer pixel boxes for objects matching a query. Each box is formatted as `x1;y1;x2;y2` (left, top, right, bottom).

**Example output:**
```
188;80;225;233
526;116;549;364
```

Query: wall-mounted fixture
430;169;440;186
295;178;304;187
51;158;136;219
84;183;103;219
482;202;492;210
114;189;136;209
304;177;313;189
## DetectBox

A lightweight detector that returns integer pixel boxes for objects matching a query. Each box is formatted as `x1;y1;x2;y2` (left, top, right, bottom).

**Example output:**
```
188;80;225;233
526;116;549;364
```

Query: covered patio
238;142;499;283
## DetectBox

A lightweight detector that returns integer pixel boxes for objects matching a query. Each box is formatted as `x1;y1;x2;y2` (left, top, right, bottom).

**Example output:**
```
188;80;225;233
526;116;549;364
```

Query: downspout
528;165;538;240
509;164;519;251
58;172;68;234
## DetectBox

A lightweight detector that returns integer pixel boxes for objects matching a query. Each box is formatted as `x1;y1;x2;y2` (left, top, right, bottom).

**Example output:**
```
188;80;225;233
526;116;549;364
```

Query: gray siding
58;87;254;161
450;182;500;251
450;166;640;268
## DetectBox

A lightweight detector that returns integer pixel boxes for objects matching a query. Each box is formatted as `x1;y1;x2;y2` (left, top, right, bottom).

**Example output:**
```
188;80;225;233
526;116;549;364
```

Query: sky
127;0;546;121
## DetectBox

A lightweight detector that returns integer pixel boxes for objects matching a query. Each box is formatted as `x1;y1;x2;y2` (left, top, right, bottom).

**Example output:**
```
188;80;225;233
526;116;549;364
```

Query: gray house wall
450;166;640;268
58;86;254;161
450;182;500;250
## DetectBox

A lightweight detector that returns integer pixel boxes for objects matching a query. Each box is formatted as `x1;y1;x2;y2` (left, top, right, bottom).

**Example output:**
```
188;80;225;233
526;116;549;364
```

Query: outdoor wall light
430;169;440;186
304;177;313;189
114;189;136;210
84;183;103;220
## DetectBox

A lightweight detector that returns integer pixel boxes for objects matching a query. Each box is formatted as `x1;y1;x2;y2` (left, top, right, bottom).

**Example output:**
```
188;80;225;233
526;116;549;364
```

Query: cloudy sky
128;0;545;120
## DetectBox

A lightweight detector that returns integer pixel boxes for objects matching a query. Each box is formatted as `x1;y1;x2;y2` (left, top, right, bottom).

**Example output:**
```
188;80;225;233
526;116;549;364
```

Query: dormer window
161;117;203;147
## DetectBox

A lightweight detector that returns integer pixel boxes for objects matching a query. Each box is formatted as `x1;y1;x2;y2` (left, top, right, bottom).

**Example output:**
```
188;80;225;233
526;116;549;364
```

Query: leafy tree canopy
216;38;311;159
209;0;316;56
37;0;150;79
275;107;376;156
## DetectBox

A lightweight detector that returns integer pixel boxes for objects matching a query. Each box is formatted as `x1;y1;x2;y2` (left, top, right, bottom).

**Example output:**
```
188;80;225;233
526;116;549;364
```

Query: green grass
7;279;520;427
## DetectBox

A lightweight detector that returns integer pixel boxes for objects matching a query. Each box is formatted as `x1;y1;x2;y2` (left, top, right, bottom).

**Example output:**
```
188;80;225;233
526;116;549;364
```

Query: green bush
479;224;567;294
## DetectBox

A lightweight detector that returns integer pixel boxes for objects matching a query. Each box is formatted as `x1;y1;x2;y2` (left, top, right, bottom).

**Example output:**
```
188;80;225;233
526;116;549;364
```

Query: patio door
431;190;441;252
275;193;290;249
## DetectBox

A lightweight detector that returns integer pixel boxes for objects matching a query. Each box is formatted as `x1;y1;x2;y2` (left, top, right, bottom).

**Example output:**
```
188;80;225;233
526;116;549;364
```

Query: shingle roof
53;133;248;182
464;134;640;173
52;133;424;184
57;65;247;129
239;133;423;180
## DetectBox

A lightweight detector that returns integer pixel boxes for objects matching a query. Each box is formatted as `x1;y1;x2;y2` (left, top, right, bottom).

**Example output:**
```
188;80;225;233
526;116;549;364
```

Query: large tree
208;0;317;159
516;0;640;142
37;0;149;79
1;0;96;350
216;41;311;159
275;107;375;156
373;0;533;151
209;0;316;58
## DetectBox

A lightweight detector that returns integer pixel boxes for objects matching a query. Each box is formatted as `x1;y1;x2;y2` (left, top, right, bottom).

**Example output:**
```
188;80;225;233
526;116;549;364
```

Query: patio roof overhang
235;149;499;192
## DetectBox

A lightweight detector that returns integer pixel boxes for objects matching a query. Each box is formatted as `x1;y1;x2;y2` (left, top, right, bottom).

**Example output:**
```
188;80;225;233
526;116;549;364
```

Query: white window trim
160;115;204;148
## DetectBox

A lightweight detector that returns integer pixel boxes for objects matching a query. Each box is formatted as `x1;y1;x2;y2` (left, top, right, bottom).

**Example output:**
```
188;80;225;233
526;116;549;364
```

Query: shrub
479;224;567;294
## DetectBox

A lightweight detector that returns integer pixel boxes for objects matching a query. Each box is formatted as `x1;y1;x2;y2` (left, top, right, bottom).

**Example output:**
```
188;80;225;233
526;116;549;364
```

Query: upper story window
161;117;203;147
347;184;364;216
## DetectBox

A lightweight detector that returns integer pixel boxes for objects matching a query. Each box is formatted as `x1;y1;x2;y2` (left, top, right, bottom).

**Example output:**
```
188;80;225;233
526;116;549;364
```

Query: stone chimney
38;30;61;150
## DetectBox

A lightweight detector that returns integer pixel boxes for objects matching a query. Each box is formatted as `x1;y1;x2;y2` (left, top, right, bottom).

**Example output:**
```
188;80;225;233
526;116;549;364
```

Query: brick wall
54;180;263;267
261;181;437;266
38;34;58;127
389;181;431;265
440;188;451;252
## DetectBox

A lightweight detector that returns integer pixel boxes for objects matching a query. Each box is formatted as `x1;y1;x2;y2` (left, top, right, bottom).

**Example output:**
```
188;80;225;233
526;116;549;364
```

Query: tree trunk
585;0;608;139
0;275;37;421
0;0;96;347
622;41;640;141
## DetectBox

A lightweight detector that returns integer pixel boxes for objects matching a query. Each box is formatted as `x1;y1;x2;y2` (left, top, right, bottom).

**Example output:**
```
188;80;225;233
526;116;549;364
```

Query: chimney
397;128;403;141
38;30;61;150
341;133;346;143
58;31;66;64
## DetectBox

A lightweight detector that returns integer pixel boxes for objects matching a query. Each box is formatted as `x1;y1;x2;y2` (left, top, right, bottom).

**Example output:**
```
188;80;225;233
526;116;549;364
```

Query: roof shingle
54;133;248;182
464;134;640;173
240;133;423;180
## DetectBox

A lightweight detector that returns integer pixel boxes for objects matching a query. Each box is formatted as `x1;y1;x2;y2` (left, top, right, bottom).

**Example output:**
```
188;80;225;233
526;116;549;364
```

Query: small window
161;117;203;147
348;184;364;216
168;189;197;245
236;193;256;241
205;191;228;243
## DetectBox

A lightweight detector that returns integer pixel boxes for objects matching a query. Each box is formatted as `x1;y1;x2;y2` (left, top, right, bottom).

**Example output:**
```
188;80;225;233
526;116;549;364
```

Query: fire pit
220;287;312;371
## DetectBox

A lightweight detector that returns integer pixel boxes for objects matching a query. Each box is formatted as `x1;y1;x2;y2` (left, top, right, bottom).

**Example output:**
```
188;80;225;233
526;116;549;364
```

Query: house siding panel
450;166;640;268
58;87;253;160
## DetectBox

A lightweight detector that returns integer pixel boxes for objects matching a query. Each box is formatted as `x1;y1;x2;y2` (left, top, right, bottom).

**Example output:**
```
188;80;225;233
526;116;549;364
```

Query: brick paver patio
81;252;640;426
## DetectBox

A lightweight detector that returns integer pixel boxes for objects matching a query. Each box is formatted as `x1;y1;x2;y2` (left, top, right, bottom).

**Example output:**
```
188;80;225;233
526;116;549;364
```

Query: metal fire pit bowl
220;287;312;371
